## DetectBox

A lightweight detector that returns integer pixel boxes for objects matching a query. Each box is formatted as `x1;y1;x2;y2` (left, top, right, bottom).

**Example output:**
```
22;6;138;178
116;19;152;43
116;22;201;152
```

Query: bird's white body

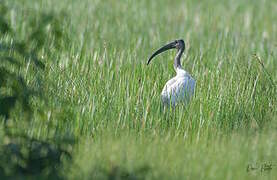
161;67;195;106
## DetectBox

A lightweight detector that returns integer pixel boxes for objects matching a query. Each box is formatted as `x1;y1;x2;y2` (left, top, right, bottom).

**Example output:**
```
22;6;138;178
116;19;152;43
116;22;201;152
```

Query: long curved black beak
147;41;177;65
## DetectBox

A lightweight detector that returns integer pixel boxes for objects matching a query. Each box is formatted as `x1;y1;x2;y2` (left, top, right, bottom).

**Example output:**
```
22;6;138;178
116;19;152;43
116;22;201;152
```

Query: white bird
147;39;195;106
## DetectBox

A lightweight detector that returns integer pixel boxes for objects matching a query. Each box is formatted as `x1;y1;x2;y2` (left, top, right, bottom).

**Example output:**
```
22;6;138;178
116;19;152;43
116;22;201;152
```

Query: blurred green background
0;0;276;179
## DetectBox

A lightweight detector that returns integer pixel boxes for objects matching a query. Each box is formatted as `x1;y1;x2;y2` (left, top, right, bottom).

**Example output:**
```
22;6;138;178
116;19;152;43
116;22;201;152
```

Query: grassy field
0;0;277;179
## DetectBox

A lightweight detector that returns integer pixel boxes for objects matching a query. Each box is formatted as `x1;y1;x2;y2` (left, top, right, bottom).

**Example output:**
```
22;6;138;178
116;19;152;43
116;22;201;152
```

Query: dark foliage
0;1;74;179
106;165;151;180
0;134;73;179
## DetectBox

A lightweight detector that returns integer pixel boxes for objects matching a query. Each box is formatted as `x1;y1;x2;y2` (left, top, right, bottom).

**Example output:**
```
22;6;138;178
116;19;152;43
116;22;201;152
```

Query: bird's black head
147;39;185;65
175;39;185;50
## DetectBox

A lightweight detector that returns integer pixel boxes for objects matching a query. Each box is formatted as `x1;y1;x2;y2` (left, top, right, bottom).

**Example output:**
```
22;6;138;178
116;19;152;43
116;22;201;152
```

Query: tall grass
0;0;276;179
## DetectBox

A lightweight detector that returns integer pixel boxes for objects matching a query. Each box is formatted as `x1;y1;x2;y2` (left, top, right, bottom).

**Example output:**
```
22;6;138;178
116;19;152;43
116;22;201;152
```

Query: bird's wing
176;76;195;99
161;76;195;105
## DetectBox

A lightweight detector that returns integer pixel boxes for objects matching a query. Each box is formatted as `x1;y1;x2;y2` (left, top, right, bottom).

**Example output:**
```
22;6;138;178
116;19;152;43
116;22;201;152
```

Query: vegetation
0;0;276;179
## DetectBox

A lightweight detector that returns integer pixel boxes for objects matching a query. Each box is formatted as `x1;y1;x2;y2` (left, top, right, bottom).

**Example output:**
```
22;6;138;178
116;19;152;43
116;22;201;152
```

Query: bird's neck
176;66;187;77
174;48;184;70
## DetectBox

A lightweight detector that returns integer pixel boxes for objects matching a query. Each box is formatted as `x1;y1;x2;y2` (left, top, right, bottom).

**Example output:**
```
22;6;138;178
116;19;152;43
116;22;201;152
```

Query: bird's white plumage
161;67;195;106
